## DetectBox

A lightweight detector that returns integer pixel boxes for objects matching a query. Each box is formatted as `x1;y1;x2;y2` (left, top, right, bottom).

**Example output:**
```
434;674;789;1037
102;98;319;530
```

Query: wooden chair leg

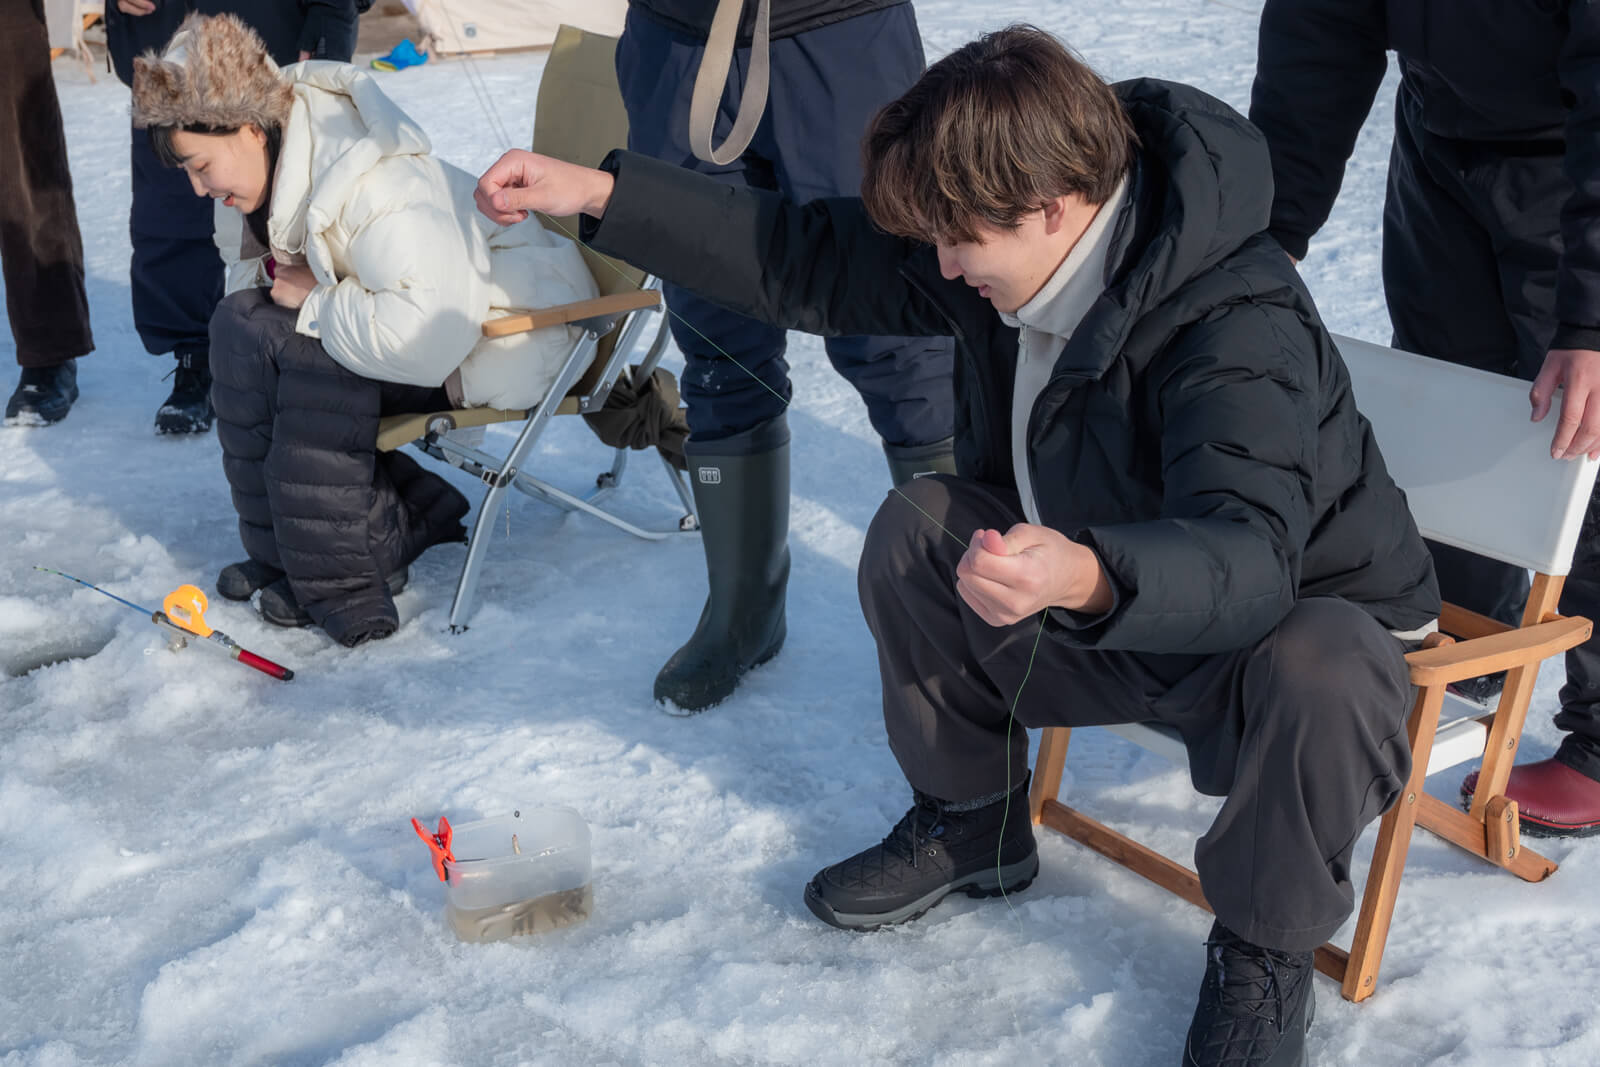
1339;683;1444;1001
1470;573;1564;819
1030;727;1071;823
1413;794;1556;882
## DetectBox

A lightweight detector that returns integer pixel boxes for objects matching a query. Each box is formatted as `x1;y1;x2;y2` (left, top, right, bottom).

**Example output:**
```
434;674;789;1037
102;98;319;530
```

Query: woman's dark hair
149;122;283;245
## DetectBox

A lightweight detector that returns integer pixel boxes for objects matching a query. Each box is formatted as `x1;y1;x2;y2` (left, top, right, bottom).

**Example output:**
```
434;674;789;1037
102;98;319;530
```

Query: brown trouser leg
0;0;93;367
858;475;1413;952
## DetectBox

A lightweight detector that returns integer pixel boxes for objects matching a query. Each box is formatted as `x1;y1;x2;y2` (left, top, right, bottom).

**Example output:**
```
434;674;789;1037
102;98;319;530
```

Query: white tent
407;0;626;56
45;0;103;74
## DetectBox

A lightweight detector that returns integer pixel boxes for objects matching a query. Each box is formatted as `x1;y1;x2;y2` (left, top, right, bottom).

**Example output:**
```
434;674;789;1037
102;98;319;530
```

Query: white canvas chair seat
1030;334;1598;1002
375;25;697;633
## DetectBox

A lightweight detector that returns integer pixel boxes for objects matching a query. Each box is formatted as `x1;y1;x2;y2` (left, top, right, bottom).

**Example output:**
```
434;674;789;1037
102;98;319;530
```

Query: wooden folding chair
1028;334;1598;1002
375;25;698;633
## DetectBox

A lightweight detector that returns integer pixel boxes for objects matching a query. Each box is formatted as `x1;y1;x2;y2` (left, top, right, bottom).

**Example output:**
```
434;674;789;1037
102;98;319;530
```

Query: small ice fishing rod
35;567;294;681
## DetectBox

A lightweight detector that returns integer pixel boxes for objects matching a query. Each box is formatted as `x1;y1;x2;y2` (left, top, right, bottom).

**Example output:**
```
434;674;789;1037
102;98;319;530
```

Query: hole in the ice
1;630;118;677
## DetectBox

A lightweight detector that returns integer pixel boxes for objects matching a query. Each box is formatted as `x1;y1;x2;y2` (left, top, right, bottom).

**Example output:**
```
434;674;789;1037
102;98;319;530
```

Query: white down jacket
216;62;598;410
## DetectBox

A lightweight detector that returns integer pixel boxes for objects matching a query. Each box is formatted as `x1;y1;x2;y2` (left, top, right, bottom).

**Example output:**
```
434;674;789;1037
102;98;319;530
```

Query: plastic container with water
442;807;593;943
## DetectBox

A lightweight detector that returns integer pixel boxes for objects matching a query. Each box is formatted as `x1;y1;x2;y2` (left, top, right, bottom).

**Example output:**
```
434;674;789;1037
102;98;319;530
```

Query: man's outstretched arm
475;148;960;341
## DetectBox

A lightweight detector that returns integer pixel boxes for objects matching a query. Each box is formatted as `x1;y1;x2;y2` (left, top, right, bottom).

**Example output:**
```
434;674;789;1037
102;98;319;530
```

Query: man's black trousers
858;476;1413;953
1383;80;1600;779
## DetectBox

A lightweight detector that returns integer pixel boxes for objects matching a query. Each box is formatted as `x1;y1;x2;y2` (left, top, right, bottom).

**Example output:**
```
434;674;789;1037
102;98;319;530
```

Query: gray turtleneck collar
1010;175;1128;524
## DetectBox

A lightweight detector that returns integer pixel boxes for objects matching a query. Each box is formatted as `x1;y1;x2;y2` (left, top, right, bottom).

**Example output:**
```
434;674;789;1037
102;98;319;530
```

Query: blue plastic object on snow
372;39;428;72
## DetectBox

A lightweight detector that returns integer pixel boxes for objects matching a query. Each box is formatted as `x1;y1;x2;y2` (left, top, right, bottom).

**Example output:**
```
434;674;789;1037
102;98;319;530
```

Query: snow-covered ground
5;2;1598;1064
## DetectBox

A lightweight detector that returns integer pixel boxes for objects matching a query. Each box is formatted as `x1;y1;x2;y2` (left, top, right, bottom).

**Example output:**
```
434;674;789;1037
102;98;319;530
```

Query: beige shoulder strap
688;0;772;165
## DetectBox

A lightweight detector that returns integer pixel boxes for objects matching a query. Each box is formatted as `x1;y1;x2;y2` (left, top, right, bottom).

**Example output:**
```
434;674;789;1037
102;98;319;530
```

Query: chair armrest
483;290;662;338
1406;615;1593;686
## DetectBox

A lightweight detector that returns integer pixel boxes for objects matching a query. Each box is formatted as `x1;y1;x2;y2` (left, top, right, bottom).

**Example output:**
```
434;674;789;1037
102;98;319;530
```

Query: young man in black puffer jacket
104;0;357;435
476;26;1440;1065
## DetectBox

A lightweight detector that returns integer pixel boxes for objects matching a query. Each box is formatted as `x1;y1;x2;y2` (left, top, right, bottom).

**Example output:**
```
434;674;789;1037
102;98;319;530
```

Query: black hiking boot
155;349;214;434
258;567;409;628
1183;921;1316;1067
804;782;1038;931
654;415;790;714
5;360;78;426
882;436;957;486
1447;670;1505;708
217;560;287;601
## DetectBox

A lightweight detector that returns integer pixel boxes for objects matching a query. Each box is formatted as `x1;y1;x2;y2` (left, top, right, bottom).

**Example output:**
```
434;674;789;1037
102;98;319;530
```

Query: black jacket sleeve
1248;0;1390;260
1049;303;1319;653
1555;3;1600;340
582;150;961;340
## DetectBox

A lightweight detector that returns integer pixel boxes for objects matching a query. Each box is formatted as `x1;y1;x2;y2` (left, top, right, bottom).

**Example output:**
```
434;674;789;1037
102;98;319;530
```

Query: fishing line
439;31;1048;961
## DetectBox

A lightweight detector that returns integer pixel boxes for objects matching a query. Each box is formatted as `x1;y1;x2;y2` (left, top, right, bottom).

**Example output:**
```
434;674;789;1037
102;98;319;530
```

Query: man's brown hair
862;25;1136;245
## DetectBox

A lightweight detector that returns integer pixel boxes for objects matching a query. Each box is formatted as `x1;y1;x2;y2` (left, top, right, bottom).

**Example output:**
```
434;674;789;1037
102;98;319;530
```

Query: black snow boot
155;348;214;434
883;436;957;486
5;359;78;426
1183;920;1316;1067
804;780;1038;930
653;415;790;714
216;560;286;601
259;567;409;629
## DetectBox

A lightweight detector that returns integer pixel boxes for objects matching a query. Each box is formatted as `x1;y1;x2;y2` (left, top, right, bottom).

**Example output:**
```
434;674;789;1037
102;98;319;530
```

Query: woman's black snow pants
210;289;469;645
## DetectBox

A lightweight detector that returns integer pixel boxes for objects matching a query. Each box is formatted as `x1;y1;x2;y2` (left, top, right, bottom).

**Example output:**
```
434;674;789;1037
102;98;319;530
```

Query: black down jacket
210;290;468;645
583;78;1440;654
105;0;357;87
1249;0;1600;328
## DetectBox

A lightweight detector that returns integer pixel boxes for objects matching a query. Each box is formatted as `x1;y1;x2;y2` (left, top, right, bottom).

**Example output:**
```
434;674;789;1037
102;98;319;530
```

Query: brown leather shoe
1460;758;1600;837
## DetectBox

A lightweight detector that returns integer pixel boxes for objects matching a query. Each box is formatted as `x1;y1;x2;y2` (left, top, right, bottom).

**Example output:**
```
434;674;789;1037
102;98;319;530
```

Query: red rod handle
236;648;294;681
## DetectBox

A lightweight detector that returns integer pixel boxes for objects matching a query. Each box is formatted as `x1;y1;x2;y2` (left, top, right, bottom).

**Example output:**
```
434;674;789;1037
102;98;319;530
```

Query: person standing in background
1249;0;1600;837
104;0;357;435
614;0;959;714
2;0;95;427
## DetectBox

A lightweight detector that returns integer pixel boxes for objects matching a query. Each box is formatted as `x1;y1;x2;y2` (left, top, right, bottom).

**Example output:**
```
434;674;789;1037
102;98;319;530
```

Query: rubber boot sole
1456;781;1600;838
257;567;411;629
802;850;1039;931
656;622;786;717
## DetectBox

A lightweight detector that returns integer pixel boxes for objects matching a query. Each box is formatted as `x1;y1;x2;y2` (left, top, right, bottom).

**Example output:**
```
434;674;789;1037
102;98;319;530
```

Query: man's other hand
474;150;615;225
1531;347;1600;460
117;0;157;14
955;524;1113;627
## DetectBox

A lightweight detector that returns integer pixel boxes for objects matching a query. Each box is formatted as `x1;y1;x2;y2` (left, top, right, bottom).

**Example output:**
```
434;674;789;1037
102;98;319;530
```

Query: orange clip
411;815;454;882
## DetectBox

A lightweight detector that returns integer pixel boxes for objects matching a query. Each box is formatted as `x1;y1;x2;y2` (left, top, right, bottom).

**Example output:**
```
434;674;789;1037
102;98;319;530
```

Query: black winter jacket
105;0;357;87
583;79;1440;655
1249;0;1600;328
629;0;905;45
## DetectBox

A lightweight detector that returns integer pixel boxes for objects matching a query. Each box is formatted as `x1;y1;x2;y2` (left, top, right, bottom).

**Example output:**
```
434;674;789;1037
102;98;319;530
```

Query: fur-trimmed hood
131;12;294;133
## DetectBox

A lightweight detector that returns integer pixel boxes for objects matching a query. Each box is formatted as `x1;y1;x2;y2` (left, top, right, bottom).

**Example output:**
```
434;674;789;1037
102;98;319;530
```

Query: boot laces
163;352;209;391
1205;934;1301;1033
882;794;947;869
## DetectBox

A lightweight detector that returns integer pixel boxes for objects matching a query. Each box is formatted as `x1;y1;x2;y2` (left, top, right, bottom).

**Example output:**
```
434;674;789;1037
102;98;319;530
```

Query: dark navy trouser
614;4;955;448
129;126;222;358
1383;81;1600;777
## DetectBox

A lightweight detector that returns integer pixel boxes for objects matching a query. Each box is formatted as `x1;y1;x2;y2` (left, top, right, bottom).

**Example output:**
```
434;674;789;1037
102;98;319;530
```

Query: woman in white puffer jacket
131;12;599;646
